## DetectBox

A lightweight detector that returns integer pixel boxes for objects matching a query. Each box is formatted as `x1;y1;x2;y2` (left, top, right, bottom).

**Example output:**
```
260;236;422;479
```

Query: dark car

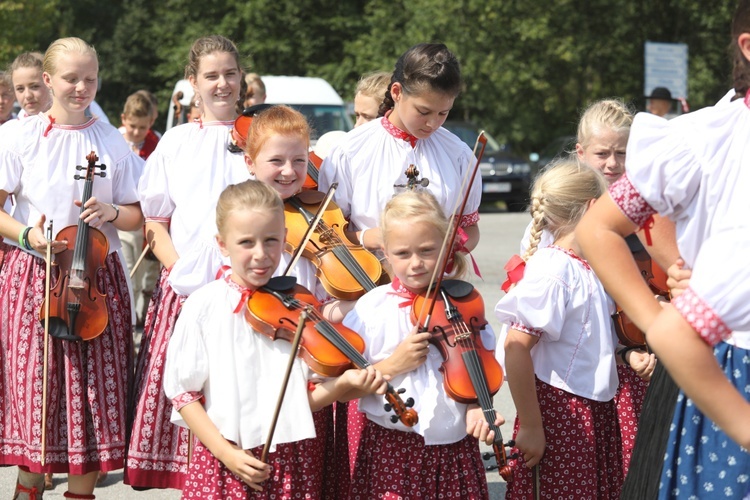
443;121;532;211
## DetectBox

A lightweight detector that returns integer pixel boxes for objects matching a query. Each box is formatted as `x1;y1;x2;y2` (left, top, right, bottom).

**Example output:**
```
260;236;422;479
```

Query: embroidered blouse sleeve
0;136;23;196
671;229;750;346
318;144;353;219
138;144;176;222
111;150;144;206
163;295;209;409
612;112;702;225
494;267;568;341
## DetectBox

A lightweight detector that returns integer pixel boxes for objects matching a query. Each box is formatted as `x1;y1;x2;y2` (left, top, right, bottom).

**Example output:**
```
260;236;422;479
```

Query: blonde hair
0;71;9;89
122;91;153;119
244;72;266;100
524;158;607;260
381;190;467;279
43;37;97;76
245;105;310;161
355;71;391;101
10;52;44;78
576;98;634;149
216;179;284;236
184;35;240;81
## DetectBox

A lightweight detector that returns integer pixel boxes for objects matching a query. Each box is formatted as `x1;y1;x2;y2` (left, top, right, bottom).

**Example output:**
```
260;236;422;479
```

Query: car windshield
443;122;503;154
288;104;353;140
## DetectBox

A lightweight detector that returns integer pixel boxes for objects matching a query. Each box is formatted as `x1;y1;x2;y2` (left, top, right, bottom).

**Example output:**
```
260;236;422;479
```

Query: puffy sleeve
163;294;209;422
138;143;175;222
318;144;354;219
0;135;23;196
111;151;144;206
670;228;750;346
494;269;569;341
612;112;703;226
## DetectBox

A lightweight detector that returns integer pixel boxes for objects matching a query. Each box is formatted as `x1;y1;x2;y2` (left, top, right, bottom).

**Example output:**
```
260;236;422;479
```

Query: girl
319;42;482;255
352;70;390;127
577;1;750;496
497;160;651;499
0;72;14;125
9;51;52;118
344;190;500;499
0;37;143;499
128;35;249;490
163;179;387;499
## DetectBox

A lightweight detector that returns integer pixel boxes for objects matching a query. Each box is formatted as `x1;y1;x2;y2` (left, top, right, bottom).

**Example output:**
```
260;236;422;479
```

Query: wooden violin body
245;276;418;426
612;246;671;348
285;191;389;301
39;152;110;342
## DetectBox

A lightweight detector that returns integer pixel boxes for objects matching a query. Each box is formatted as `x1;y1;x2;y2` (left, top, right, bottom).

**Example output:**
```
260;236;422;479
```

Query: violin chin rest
440;279;474;298
263;275;298;292
40;318;83;342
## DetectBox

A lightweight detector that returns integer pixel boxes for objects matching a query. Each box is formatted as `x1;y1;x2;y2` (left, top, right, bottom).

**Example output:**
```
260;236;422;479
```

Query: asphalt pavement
0;207;528;499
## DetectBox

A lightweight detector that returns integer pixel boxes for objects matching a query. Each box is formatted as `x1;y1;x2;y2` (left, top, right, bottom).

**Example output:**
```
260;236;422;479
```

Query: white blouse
495;246;619;402
0;114;143;257
163;278;317;451
318;117;482;232
343;283;496;445
138;121;250;296
611;90;750;349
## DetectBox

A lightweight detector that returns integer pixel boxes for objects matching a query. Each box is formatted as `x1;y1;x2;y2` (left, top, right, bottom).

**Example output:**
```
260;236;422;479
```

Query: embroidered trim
144;216;171;223
221;270;255;313
459;211;480;228
381;112;418;148
387;277;416;307
510;321;544;337
549;245;591;270
672;287;732;346
171;391;205;411
608;174;656;228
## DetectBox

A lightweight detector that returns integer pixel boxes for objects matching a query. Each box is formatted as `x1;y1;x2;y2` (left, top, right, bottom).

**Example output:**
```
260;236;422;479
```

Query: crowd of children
1;3;749;498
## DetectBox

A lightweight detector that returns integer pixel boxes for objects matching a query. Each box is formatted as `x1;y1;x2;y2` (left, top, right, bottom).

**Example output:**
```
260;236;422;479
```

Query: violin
245;276;418;427
412;280;513;480
301;151;322;190
39;152;110;341
612;237;671;348
284;189;389;301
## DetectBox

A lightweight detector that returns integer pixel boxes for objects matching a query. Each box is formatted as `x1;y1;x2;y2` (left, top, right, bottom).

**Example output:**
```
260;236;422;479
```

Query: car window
443;122;503;154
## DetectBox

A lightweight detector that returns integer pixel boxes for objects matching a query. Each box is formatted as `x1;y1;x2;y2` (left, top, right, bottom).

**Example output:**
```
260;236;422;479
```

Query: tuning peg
397;388;406;394
482;452;493;460
95;172;106;177
98;164;107;170
74;175;82;180
485;465;499;471
383;403;392;412
405;397;414;407
76;165;84;170
390;415;399;423
507;439;516;447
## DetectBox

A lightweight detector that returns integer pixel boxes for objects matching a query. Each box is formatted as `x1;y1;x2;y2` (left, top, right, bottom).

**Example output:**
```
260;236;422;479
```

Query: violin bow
41;220;53;466
415;131;487;328
282;183;338;276
260;308;311;463
129;244;151;280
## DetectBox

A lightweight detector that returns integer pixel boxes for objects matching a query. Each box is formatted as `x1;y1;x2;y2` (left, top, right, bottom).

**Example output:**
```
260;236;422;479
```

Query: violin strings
314;219;377;290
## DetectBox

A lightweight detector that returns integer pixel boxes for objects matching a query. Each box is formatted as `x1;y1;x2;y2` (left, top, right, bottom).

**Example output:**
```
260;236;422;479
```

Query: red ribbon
43;115;56;137
640;215;654;246
216;265;254;313
446;226;482;277
501;254;526;293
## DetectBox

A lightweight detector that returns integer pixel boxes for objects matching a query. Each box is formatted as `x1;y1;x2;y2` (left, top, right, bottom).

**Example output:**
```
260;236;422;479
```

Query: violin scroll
484;439;516;481
384;387;418;426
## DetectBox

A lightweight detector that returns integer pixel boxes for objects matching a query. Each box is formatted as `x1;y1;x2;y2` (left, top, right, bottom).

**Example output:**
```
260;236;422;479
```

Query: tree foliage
0;0;739;152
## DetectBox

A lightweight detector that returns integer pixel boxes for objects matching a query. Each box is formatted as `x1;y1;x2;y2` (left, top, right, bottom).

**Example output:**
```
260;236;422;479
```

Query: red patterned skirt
182;407;328;499
614;363;648;476
0;247;133;474
506;378;623;499
349;419;489;499
125;266;188;489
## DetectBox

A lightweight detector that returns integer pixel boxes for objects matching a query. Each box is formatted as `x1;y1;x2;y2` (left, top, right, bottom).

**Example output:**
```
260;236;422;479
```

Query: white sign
644;41;688;99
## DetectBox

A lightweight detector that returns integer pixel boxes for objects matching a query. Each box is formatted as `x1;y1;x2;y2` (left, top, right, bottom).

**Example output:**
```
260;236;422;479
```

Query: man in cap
645;86;674;117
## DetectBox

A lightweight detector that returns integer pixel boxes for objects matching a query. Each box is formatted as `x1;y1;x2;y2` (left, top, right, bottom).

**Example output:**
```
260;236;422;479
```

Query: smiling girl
127;35;250;490
9;52;51;118
0;36;144;499
319;43;482;255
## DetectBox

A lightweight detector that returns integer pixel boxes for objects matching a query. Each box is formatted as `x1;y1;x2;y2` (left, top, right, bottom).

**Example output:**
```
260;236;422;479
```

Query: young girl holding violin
128;35;249;490
497;160;653;499
577;2;750;496
319;42;482;256
343;190;500;499
162;179;387;499
0;37;143;499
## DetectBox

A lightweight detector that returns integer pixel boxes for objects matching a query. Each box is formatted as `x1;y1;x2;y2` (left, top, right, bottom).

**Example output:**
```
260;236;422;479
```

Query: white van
165;75;352;140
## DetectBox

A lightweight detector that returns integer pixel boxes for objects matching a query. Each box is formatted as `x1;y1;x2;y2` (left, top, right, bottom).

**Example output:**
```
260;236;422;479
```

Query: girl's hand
340;366;388;396
514;424;545;468
219;444;271;491
27;215;68;254
666;258;691;298
75;196;118;230
387;327;431;375
628;349;657;381
466;404;504;446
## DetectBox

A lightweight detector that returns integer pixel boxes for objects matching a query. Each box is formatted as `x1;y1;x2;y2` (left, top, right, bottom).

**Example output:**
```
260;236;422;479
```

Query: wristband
19;226;32;250
108;203;120;223
618;345;641;365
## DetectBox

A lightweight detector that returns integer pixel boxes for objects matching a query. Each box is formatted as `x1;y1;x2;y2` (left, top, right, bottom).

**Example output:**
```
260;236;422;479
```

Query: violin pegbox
75;151;107;181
